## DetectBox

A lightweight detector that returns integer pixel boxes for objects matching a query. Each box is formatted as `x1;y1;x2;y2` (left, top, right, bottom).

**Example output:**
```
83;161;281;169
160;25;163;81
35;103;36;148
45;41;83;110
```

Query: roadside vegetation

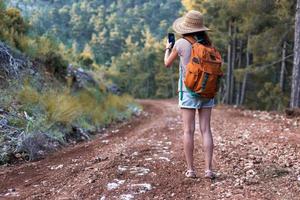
0;0;140;164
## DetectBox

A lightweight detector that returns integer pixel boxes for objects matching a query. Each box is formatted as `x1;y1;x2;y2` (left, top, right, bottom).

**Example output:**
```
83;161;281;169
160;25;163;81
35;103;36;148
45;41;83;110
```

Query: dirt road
0;99;300;200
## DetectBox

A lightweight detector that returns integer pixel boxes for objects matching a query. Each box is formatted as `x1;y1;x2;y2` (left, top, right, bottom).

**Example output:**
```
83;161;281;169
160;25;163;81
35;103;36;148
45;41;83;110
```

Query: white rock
130;166;150;176
131;183;152;193
118;165;128;172
107;179;125;190
225;192;232;198
131;152;138;156
50;164;64;170
102;140;109;144
120;194;134;200
158;157;170;162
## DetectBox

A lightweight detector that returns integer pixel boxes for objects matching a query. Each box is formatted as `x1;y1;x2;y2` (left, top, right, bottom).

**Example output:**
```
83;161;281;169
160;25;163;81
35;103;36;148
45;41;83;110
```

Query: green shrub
8;117;26;128
0;5;29;49
19;36;69;77
43;51;68;76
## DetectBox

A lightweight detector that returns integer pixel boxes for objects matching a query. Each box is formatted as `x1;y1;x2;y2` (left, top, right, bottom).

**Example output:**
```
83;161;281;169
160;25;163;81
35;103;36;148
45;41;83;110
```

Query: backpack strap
183;36;197;45
179;61;183;101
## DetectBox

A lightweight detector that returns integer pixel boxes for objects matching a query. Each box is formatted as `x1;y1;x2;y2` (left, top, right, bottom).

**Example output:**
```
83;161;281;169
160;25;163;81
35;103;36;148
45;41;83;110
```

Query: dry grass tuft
18;85;135;126
41;91;82;124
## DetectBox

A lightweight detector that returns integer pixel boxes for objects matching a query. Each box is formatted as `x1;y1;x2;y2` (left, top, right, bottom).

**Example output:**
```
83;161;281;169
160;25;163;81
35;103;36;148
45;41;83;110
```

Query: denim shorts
178;91;215;109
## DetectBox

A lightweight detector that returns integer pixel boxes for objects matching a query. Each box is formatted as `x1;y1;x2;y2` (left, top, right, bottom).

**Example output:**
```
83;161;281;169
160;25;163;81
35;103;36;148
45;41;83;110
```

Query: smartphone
168;33;175;49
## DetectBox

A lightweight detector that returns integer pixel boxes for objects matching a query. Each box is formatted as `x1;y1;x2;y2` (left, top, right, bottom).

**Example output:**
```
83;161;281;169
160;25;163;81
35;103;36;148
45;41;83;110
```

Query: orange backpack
182;36;223;99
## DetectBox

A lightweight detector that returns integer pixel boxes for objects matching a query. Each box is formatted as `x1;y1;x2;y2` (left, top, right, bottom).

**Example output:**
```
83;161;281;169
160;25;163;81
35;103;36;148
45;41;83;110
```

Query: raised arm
164;42;178;68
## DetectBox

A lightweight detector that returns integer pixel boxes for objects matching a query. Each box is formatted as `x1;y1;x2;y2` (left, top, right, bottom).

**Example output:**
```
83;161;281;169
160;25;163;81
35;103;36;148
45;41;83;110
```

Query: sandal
204;170;216;179
185;169;197;178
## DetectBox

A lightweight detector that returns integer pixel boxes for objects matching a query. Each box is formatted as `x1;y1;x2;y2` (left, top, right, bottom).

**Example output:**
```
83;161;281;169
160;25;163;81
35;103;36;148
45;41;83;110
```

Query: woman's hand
165;42;172;50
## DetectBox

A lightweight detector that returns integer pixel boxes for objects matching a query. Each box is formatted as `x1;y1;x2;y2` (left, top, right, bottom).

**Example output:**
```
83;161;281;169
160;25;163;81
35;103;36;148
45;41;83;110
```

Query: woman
164;10;216;179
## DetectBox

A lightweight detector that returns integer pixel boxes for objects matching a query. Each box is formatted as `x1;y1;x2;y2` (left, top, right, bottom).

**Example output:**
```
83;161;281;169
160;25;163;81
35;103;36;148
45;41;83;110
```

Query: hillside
4;0;183;99
0;1;141;165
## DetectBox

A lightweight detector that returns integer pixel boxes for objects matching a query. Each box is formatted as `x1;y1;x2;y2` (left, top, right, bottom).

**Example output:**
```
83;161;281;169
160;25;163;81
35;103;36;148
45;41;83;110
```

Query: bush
43;51;68;76
13;35;68;78
16;131;62;161
5;8;28;34
0;5;29;49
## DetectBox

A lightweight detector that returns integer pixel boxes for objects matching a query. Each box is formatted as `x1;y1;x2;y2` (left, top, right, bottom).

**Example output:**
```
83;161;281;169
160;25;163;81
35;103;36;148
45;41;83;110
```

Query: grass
17;84;135;128
0;79;139;163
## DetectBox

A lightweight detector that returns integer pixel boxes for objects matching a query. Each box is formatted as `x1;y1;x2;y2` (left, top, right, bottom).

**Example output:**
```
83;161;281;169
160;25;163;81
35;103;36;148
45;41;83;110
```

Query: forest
5;0;299;110
5;0;182;98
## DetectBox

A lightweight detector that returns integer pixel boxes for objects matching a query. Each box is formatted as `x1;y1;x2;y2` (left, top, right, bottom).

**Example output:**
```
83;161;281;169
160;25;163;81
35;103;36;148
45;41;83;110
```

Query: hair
183;31;212;46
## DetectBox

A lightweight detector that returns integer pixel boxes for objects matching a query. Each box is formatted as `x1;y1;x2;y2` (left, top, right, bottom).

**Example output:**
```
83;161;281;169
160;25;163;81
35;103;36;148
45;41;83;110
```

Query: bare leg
198;108;214;171
181;108;196;170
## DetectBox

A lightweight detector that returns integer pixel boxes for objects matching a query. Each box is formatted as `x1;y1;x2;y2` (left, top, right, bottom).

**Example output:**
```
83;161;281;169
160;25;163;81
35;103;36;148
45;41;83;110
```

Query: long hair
183;31;212;46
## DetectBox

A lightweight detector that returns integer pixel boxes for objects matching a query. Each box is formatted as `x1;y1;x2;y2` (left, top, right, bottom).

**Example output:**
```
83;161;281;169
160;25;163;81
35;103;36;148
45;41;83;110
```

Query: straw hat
172;10;210;35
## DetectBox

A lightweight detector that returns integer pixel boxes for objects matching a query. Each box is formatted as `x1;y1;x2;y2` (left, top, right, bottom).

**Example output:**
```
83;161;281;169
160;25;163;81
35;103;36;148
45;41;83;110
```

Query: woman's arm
164;43;178;68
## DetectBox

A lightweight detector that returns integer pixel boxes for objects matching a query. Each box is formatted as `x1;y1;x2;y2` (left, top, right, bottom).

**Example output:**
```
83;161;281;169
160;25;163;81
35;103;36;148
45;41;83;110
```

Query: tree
291;0;300;108
225;20;233;104
280;41;287;92
78;44;94;69
240;35;250;105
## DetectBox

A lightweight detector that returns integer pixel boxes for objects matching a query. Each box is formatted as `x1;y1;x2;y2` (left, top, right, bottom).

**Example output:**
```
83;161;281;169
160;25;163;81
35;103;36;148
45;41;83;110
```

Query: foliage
0;5;28;49
0;0;145;164
7;0;182;65
108;31;178;98
2;0;296;111
3;0;182;99
257;83;289;111
183;0;295;110
0;83;138;163
0;2;68;78
18;85;135;126
78;44;94;69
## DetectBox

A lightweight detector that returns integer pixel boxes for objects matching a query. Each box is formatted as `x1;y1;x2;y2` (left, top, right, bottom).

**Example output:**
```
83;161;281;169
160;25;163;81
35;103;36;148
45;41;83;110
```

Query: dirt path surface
0;99;300;200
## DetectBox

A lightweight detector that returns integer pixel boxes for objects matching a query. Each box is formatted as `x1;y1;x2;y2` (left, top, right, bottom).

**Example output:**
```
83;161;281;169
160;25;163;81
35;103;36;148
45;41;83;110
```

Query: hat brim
172;17;210;35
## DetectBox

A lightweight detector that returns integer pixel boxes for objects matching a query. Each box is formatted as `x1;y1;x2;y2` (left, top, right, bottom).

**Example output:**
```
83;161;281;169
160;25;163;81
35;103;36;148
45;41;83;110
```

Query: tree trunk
230;21;237;105
291;0;300;108
280;41;287;92
235;40;243;106
240;35;250;105
225;20;233;104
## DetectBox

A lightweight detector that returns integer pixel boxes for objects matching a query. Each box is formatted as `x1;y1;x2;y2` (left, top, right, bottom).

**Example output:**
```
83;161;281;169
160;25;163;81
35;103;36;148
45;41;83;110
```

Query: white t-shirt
173;38;192;92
